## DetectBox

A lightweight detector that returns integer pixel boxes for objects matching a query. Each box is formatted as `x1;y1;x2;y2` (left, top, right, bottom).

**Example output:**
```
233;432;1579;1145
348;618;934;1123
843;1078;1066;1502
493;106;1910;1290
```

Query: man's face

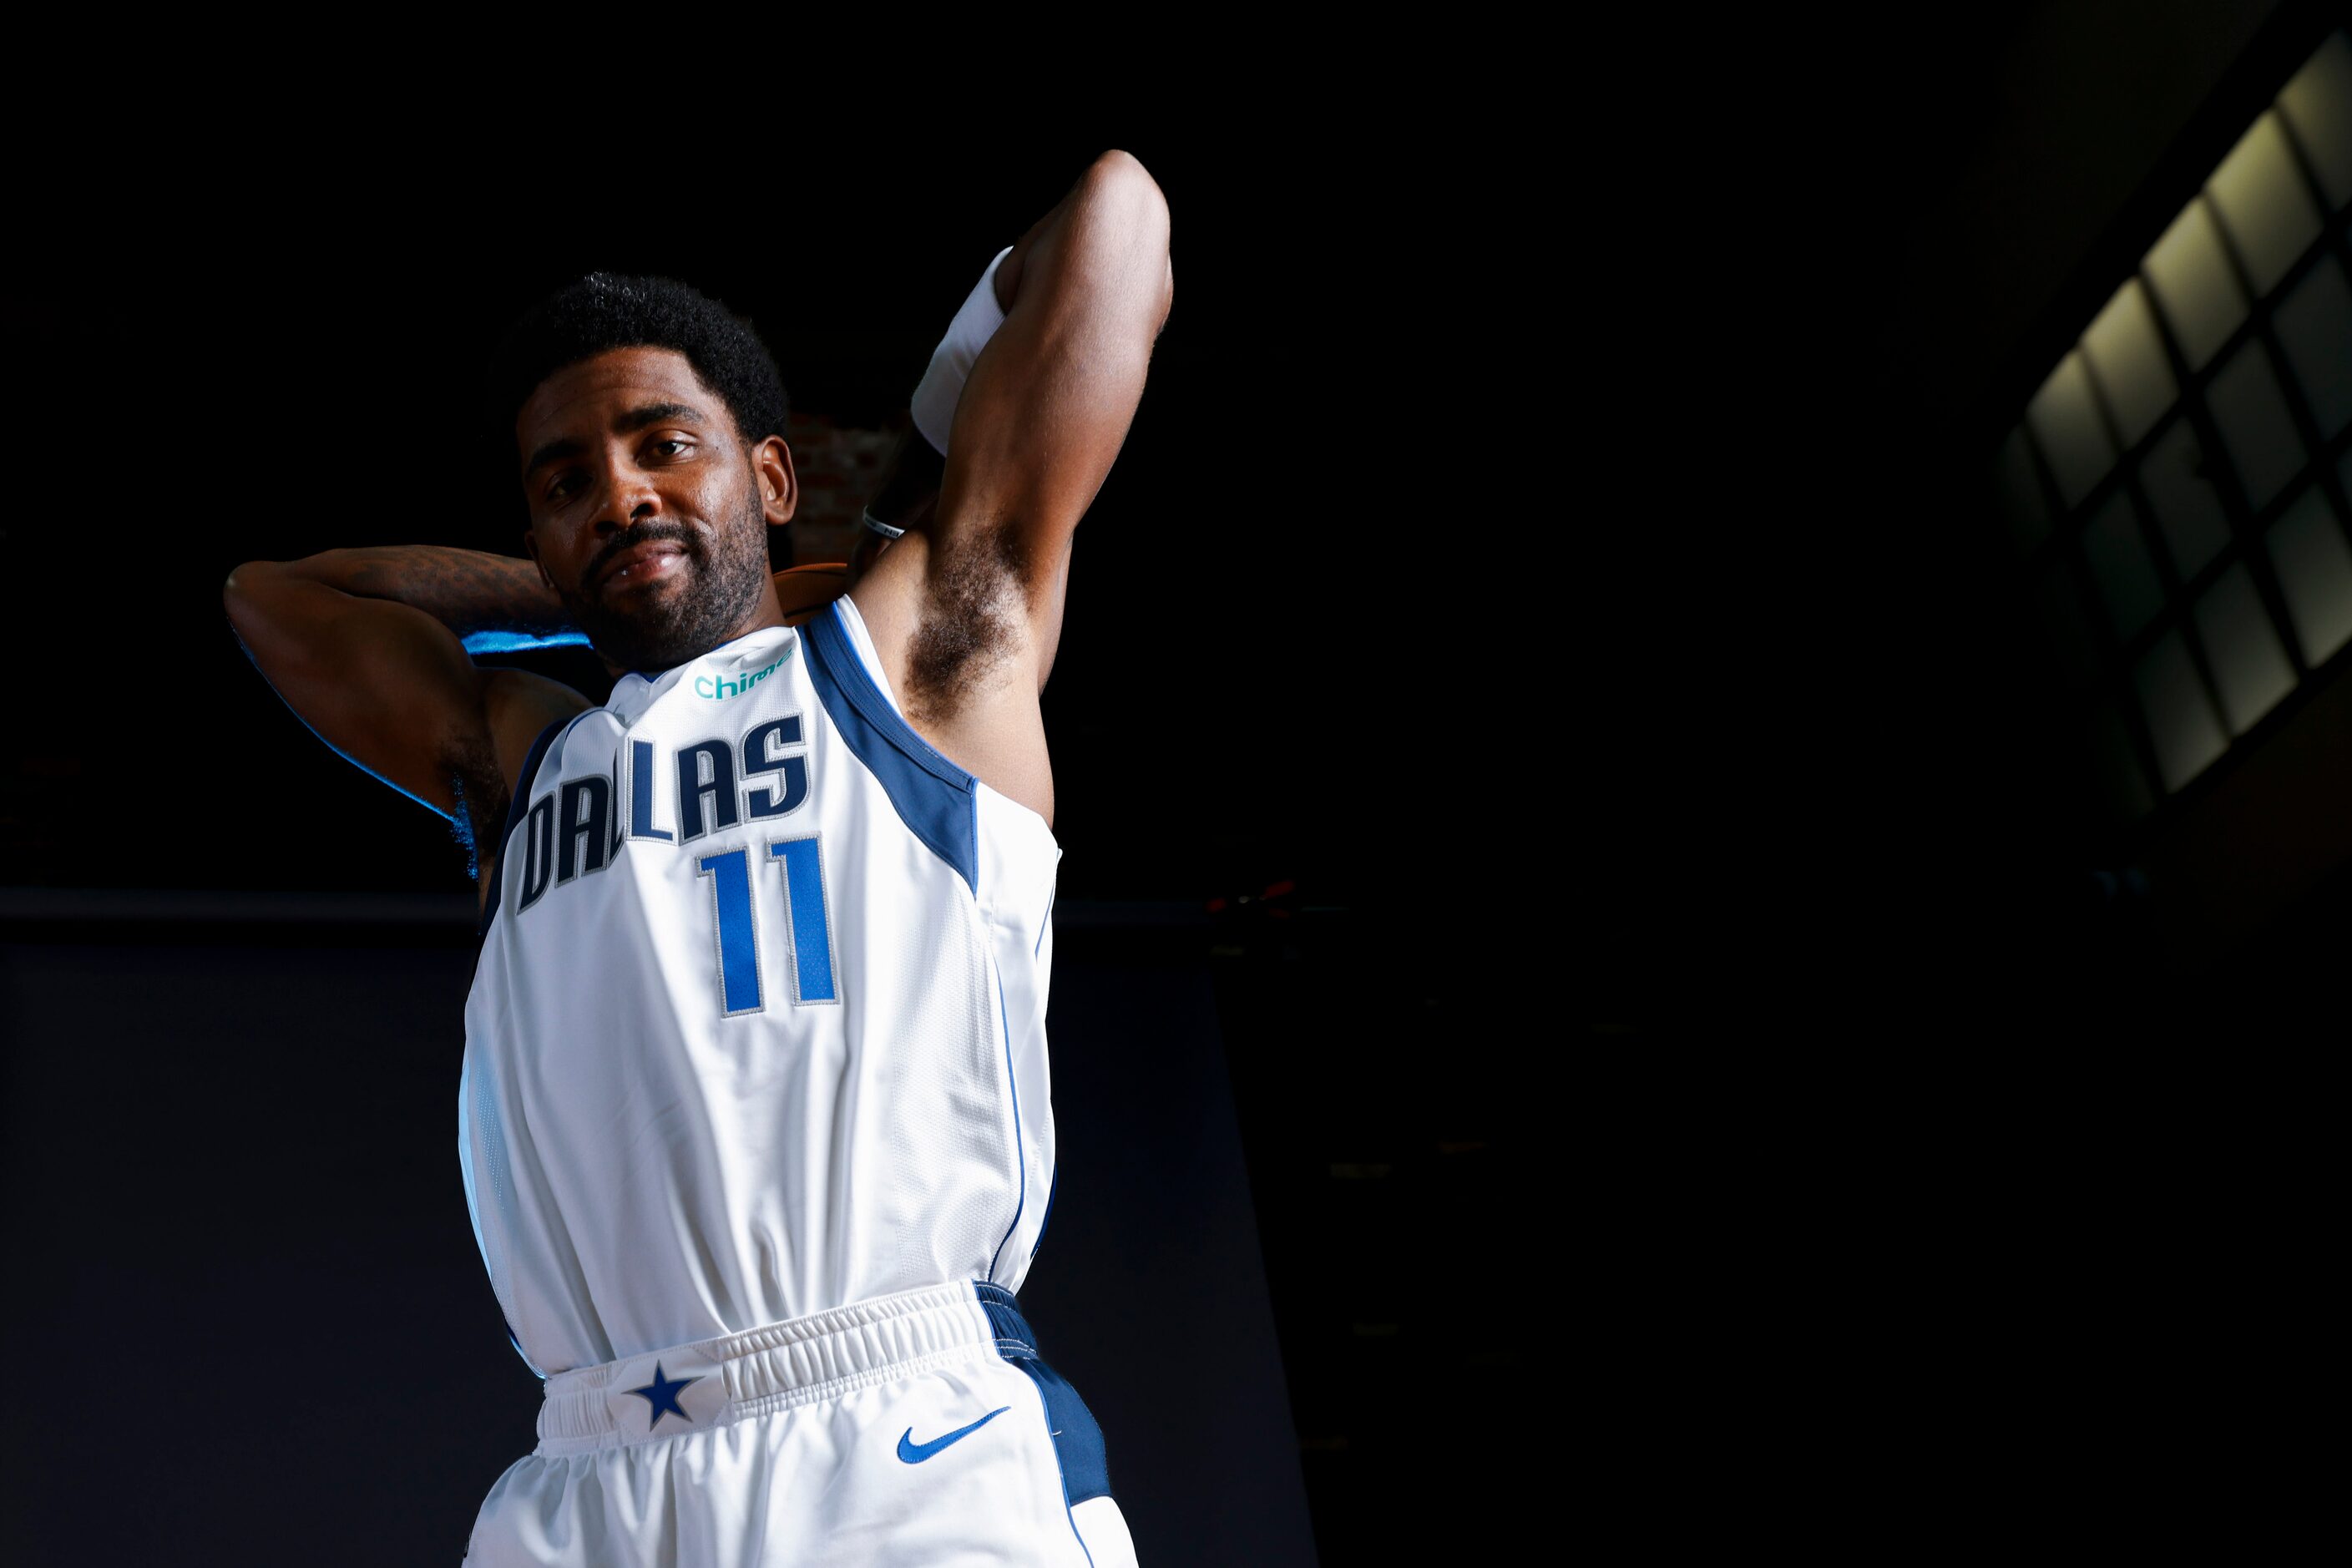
516;346;790;672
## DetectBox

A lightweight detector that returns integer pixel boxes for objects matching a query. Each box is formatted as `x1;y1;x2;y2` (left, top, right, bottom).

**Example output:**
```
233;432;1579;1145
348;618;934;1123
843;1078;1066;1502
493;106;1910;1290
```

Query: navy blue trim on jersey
974;1280;1029;1350
987;968;1026;1282
475;716;570;944
1018;1355;1113;1515
975;1282;1112;1514
802;603;980;893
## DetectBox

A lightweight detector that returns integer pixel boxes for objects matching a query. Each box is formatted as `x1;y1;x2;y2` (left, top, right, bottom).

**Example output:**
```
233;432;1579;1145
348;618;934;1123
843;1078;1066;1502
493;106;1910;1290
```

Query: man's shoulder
843;546;1054;825
776;564;850;627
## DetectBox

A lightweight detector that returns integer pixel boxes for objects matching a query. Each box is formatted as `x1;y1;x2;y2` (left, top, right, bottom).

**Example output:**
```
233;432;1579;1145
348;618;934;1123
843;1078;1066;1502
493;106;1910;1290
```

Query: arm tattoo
330;546;574;642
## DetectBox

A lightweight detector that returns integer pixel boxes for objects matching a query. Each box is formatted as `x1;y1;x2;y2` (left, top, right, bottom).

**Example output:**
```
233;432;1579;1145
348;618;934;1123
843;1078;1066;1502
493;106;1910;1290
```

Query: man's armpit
907;529;1029;725
443;730;509;883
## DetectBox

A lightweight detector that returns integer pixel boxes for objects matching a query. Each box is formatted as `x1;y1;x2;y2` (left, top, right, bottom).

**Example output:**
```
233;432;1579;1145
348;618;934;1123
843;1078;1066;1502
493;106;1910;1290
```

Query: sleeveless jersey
458;598;1063;1377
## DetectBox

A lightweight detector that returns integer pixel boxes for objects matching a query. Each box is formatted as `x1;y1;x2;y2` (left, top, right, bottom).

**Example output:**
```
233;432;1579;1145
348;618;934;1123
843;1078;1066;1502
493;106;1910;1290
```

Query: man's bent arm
918;151;1173;699
236;545;587;653
223;549;589;850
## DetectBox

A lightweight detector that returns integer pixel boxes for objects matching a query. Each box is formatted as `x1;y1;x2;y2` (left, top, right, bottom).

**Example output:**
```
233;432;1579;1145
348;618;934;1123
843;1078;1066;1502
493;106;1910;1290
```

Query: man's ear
753;438;798;527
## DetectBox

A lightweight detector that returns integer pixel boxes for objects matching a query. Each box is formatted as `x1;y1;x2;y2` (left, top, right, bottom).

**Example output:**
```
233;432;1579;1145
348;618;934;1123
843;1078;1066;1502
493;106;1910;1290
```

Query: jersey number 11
695;838;837;1015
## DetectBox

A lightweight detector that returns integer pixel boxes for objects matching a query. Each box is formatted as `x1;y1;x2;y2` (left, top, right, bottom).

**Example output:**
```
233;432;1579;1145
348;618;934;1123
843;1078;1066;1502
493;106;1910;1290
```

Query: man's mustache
583;523;699;594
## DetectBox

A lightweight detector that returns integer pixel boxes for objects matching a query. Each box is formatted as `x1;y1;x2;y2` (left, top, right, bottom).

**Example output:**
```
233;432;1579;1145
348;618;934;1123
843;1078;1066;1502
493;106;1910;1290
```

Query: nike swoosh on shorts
897;1406;1013;1463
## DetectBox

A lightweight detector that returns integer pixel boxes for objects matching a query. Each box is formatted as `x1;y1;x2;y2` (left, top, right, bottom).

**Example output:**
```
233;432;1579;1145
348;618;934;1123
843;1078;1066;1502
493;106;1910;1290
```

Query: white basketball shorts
462;1281;1138;1567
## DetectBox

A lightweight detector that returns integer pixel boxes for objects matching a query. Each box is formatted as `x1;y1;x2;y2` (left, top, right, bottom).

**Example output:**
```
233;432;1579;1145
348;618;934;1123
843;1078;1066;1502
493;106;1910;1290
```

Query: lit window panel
2204;338;2308;512
2278;30;2352;212
2133;629;2229;792
2272;254;2352;439
2081;278;2178;448
2088;702;2157;823
2137;420;2233;580
2191;562;2297;733
2026;350;2118;508
2206;111;2325;297
2080;491;2167;641
1995;423;2054;552
1993;29;2352;818
2264;484;2352;665
2143;200;2251;370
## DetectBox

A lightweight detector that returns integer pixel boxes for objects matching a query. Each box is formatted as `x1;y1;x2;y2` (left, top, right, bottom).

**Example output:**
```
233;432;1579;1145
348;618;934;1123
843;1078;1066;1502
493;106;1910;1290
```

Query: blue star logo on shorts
624;1362;702;1430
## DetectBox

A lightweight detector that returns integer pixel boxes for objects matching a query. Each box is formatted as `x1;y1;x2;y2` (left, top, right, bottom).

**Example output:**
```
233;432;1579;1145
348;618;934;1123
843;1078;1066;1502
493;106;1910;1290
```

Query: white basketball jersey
458;598;1063;1377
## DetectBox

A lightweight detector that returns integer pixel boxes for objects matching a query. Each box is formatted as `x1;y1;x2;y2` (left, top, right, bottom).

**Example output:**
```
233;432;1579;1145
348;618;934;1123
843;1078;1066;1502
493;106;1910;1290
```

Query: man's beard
560;494;771;673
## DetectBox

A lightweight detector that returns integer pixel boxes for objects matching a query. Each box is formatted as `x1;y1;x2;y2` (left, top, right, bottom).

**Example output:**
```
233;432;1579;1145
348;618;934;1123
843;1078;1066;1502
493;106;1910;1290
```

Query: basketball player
221;150;1173;1565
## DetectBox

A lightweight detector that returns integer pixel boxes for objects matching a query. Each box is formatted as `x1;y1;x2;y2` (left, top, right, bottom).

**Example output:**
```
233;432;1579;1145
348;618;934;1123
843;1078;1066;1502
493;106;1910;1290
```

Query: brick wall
776;410;898;568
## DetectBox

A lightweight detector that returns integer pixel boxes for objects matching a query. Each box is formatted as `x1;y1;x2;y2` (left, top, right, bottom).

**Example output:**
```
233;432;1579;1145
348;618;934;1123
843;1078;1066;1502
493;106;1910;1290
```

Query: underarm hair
443;731;510;882
905;525;1029;725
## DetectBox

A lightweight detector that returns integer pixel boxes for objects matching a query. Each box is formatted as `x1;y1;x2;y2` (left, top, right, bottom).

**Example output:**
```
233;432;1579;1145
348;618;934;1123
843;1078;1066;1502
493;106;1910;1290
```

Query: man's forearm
267;546;584;652
856;247;1024;564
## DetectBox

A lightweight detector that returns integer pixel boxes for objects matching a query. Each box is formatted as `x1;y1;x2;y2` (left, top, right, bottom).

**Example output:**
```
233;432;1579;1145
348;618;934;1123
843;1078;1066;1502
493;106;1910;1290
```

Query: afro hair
484;272;789;465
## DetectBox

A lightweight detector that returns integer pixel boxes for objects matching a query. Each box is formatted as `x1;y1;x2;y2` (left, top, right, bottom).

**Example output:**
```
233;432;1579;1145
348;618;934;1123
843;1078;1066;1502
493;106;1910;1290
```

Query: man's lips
597;540;688;589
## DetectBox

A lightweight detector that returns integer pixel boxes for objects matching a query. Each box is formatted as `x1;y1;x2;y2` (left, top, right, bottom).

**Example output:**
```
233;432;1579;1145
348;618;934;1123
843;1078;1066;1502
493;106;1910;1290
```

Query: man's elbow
223;558;288;613
1084;151;1173;329
1087;150;1171;240
224;559;270;615
222;561;312;656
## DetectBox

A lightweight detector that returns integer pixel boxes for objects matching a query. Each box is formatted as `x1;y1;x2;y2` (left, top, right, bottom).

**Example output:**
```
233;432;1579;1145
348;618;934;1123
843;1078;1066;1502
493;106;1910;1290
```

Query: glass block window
1997;28;2352;826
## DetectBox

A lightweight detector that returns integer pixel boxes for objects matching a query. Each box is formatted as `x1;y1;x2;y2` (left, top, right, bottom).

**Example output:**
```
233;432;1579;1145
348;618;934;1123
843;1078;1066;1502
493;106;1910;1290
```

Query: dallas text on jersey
512;715;814;917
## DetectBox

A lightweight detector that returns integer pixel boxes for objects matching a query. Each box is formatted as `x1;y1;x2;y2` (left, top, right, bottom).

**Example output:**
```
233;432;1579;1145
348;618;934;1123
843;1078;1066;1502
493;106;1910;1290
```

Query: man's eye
650;438;691;457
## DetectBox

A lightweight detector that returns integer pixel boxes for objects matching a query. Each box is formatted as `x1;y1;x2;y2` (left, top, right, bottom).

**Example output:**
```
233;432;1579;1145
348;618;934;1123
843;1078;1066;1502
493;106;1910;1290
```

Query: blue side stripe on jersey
1025;890;1055;1260
802;603;980;893
974;1282;1113;1522
475;715;570;944
987;968;1026;1283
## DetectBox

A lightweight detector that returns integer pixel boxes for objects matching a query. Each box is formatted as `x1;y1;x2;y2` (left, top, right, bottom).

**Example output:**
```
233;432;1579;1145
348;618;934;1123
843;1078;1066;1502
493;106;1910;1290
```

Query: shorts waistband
534;1281;1036;1457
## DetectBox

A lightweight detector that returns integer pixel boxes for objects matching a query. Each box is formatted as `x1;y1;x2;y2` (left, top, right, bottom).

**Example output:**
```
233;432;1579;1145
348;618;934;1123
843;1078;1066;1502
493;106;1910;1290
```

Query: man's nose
594;462;663;534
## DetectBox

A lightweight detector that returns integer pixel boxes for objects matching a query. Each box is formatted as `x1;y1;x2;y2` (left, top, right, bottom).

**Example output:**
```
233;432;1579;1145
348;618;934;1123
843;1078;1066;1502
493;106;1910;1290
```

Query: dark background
8;6;2343;1560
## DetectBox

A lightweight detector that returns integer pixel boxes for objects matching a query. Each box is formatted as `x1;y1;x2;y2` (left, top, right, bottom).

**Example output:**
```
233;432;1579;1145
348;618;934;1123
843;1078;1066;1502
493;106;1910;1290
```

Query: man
222;150;1172;1566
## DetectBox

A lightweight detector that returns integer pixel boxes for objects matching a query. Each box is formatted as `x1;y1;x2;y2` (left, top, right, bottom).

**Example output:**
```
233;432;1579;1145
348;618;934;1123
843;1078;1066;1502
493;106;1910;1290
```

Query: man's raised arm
852;149;1173;726
221;548;592;861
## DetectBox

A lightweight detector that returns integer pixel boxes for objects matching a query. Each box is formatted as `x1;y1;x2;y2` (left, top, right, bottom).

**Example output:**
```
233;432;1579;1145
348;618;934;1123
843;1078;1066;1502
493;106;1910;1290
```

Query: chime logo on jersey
695;645;793;701
512;717;813;914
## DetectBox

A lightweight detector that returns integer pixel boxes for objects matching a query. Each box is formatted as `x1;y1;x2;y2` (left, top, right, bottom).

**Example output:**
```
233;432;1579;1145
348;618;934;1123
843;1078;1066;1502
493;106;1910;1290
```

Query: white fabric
457;598;1104;1560
463;1283;1139;1567
530;1281;1002;1457
909;246;1014;454
460;597;1062;1379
